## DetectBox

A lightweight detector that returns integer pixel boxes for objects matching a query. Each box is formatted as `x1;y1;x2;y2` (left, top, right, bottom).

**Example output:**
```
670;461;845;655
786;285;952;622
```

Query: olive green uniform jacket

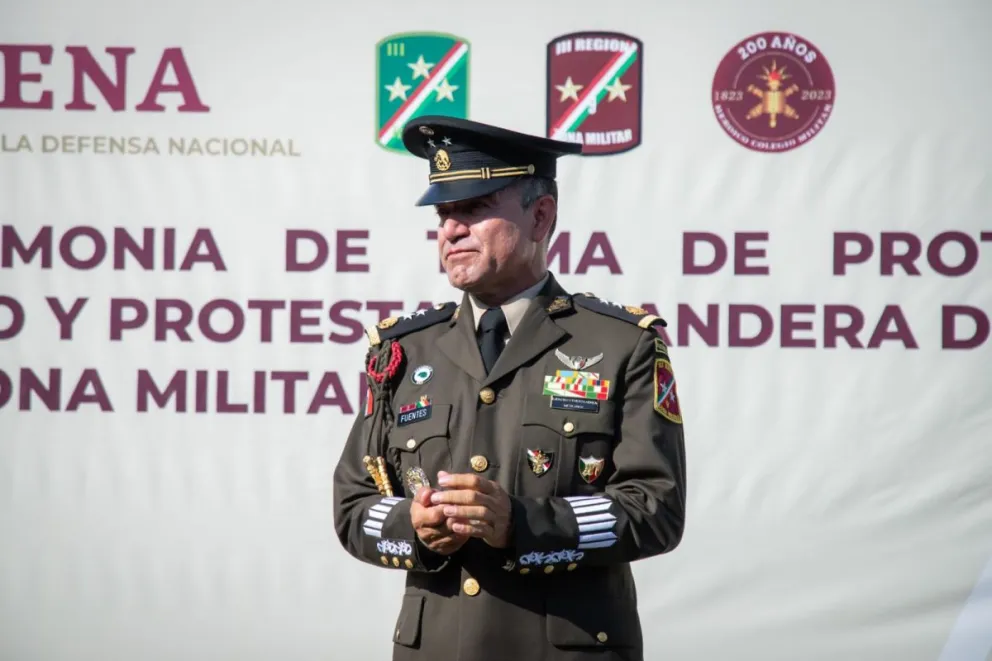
332;275;687;661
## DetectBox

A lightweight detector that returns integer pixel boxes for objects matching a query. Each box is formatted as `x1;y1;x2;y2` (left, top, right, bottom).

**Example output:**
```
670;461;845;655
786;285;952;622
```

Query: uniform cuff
360;496;449;572
506;495;619;574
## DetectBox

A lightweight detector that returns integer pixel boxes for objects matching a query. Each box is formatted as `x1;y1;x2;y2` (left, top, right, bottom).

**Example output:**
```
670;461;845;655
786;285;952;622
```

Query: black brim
414;177;518;207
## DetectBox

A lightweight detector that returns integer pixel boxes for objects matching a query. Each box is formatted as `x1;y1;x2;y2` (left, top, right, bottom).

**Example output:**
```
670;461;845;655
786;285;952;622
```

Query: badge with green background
375;32;471;154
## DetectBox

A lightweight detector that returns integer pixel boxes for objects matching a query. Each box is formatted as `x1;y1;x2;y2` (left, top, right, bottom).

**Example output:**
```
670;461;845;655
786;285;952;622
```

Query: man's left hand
430;472;512;548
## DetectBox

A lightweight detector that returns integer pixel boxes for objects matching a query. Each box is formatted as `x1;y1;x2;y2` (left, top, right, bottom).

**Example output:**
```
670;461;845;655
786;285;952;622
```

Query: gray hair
508;176;559;243
514;176;558;209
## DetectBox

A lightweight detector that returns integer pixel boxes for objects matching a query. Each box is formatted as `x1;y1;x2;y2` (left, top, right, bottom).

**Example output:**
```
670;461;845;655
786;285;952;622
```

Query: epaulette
572;293;668;329
365;302;458;346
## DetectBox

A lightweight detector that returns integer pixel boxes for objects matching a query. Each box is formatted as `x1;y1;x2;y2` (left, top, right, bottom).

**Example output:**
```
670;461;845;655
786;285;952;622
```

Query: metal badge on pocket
578;456;605;484
526;449;554;476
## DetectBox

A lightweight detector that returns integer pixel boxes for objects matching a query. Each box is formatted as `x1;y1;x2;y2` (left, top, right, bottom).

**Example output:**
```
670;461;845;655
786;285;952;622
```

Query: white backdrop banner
1;0;990;660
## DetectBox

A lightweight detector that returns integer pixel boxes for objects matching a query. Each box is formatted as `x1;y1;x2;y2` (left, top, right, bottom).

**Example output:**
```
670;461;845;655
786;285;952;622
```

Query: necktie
477;307;508;374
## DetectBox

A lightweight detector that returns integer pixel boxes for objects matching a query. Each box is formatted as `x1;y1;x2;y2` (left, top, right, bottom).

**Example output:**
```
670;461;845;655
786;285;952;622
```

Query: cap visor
414;178;519;207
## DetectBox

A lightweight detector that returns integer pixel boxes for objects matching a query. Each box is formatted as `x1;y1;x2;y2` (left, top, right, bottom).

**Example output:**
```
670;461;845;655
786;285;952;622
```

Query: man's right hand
411;480;469;556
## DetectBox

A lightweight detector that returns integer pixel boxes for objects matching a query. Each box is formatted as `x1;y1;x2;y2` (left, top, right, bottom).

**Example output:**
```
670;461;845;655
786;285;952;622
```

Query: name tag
549;396;599;413
397;397;433;426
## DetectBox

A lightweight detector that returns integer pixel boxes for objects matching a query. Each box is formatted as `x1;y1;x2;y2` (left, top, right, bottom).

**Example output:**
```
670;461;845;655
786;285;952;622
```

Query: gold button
404;559;413;569
479;388;495;404
470;455;488;472
380;556;388;565
392;557;400;567
519;568;530;575
544;565;554;574
596;632;608;643
562;421;575;433
463;578;480;596
567;563;577;571
406;439;416;449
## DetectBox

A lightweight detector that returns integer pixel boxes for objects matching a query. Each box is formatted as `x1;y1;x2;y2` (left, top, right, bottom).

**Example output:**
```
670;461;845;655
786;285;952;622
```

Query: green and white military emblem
375;32;471;153
411;365;434;385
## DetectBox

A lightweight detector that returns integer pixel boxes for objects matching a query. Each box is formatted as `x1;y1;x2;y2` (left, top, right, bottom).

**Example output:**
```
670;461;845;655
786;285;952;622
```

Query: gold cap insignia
433;148;451;171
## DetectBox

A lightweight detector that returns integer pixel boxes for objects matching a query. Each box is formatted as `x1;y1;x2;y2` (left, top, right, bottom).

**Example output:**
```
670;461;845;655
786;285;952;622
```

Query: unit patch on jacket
653;358;682;424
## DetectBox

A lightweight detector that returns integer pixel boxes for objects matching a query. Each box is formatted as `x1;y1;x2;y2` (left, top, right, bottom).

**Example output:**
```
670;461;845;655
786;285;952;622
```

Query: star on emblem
384;76;411;102
605;77;632;102
427;139;436;148
407;54;434;80
555;76;583;102
435;78;458;102
441;136;452;146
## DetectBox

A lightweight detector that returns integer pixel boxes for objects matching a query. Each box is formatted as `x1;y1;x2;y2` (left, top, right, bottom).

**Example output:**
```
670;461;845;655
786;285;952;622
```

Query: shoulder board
572;293;668;329
365;302;458;346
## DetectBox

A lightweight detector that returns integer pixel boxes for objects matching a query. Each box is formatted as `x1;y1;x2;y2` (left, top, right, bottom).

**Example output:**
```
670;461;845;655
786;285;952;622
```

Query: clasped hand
410;471;511;555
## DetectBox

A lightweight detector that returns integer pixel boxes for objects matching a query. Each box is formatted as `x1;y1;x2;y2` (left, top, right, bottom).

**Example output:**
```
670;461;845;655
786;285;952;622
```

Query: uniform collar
468;272;551;336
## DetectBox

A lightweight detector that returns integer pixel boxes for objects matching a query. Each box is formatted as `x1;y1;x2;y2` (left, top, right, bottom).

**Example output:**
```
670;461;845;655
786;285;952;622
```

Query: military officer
332;116;687;661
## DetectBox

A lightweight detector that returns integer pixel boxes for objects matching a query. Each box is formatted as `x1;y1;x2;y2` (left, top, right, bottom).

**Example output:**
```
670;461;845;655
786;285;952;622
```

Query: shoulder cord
363;340;403;496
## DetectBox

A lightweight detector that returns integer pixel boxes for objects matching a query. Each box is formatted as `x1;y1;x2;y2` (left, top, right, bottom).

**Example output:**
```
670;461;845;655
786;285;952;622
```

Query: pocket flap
522;393;616;437
545;594;638;649
387;404;451;452
393;594;425;648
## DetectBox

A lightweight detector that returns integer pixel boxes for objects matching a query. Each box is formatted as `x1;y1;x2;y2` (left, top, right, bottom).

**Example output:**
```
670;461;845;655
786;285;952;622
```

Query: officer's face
435;186;546;296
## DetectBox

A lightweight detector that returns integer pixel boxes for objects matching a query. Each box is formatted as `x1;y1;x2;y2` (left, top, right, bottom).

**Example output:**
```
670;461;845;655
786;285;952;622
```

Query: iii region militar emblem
546;31;643;156
375;32;471;154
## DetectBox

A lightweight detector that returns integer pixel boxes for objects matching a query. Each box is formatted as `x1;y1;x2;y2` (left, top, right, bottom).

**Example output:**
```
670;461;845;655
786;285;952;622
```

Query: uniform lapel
436;292;487;383
483;275;571;386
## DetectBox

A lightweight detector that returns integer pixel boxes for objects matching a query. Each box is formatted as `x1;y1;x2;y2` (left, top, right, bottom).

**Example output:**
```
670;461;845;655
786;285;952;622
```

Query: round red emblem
712;32;835;153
